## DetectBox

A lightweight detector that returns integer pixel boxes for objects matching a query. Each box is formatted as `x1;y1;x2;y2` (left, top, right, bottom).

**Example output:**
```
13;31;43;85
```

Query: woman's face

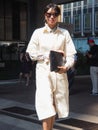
45;8;59;29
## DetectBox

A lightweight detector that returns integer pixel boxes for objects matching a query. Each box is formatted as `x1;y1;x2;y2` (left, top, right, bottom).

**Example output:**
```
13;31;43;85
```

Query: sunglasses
45;12;59;18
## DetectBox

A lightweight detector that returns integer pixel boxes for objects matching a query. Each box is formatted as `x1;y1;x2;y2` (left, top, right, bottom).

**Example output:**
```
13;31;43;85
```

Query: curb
0;79;19;85
0;75;90;85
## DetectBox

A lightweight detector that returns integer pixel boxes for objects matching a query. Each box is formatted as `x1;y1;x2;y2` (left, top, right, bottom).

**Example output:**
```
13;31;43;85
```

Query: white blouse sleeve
26;29;44;61
64;30;77;69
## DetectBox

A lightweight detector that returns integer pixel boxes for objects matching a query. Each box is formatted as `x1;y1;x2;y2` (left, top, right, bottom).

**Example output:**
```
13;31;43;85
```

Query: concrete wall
28;0;52;40
36;0;52;28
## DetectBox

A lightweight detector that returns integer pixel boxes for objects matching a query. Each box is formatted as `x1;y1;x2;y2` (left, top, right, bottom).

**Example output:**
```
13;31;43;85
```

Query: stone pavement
0;76;98;130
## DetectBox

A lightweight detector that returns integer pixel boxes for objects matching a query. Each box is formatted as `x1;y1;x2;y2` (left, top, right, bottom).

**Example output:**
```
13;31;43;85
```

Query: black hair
44;3;61;15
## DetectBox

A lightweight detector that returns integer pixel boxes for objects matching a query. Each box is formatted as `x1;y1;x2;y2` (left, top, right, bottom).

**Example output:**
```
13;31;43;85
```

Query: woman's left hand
57;66;68;74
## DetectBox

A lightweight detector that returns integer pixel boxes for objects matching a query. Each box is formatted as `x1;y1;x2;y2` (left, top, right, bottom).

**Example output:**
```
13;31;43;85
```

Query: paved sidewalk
0;76;98;130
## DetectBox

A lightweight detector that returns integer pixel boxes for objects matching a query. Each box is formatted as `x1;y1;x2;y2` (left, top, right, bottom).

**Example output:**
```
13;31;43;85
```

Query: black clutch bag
50;50;64;72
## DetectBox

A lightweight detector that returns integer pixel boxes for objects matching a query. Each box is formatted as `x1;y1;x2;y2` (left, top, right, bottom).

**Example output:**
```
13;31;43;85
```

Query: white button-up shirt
26;24;76;69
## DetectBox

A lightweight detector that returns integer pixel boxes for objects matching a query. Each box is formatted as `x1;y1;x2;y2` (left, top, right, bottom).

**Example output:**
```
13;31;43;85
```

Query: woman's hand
57;66;68;74
56;50;65;56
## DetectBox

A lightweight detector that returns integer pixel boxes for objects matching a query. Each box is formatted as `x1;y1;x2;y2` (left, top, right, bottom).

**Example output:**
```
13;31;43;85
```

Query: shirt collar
43;23;62;33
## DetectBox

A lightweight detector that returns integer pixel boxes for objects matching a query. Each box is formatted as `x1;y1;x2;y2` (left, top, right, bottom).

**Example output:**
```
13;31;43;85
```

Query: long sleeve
26;29;45;61
64;30;77;69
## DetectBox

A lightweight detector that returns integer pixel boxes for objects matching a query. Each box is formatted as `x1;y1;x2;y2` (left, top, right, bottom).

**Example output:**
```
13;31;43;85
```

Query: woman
26;3;76;130
19;50;32;86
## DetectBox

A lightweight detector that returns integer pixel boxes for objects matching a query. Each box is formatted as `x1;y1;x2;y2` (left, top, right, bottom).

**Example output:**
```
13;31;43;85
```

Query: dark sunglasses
45;12;59;18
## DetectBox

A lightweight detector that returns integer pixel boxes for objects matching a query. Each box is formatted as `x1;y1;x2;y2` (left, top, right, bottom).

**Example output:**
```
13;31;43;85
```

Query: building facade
0;0;51;62
62;0;98;37
0;0;51;79
0;0;96;78
60;0;98;52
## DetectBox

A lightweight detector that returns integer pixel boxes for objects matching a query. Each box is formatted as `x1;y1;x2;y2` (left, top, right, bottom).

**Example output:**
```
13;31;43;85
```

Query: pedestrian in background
86;38;98;95
67;54;77;91
19;49;32;86
26;3;76;130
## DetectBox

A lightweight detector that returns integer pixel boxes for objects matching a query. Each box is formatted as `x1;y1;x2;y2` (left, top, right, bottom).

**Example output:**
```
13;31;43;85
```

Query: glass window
84;0;87;5
20;3;27;41
64;3;71;9
0;0;27;41
88;0;92;5
63;3;71;12
77;1;81;6
12;2;20;40
0;19;4;40
84;13;91;30
95;12;98;30
0;0;12;40
84;0;92;5
0;0;4;40
95;0;98;6
95;0;98;3
13;2;27;41
73;1;81;8
73;2;77;7
74;15;80;31
63;16;70;23
5;1;12;40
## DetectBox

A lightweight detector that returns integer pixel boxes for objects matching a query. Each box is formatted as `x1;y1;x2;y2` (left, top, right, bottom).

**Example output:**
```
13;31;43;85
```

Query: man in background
86;38;98;95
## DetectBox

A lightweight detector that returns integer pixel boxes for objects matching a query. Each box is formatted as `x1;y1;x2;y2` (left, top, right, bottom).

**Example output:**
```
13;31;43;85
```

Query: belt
38;59;50;65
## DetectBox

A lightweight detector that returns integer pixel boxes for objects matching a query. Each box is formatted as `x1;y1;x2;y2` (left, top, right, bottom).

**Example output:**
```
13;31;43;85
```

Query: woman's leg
42;115;55;130
25;74;30;86
90;66;98;93
19;72;23;82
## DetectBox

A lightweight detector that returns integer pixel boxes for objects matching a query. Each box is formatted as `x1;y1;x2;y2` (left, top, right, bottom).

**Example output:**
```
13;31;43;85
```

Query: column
92;0;95;36
81;1;84;36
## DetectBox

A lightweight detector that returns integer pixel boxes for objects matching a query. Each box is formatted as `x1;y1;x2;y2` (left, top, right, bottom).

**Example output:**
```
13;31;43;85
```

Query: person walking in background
86;38;98;95
19;49;32;86
26;3;76;130
67;54;77;91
